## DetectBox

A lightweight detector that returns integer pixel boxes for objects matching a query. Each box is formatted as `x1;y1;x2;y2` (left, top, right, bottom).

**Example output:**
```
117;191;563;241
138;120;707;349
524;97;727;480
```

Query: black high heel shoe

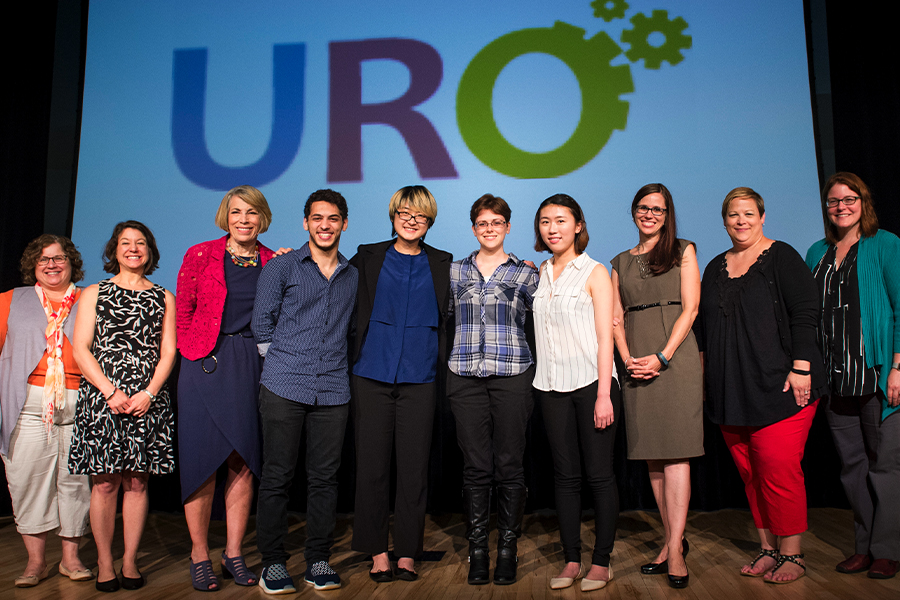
667;569;689;589
668;539;690;588
640;560;668;575
640;538;689;575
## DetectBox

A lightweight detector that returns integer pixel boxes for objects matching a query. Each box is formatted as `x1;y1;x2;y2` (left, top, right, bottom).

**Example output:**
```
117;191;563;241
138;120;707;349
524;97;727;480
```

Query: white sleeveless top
532;252;617;392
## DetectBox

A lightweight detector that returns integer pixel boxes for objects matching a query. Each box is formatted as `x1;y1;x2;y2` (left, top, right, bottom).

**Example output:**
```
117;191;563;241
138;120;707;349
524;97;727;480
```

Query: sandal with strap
222;552;257;586
765;553;806;584
191;559;220;592
741;548;779;578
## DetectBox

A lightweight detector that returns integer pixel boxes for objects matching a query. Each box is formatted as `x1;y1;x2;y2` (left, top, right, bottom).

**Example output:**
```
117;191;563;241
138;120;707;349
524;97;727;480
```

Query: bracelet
105;388;118;401
141;389;157;404
892;362;900;371
790;367;810;376
656;352;669;369
625;356;633;366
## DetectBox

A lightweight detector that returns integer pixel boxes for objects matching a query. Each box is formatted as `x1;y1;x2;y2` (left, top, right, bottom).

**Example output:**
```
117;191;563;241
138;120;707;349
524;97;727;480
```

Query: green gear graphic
591;0;628;22
621;9;691;69
456;21;634;179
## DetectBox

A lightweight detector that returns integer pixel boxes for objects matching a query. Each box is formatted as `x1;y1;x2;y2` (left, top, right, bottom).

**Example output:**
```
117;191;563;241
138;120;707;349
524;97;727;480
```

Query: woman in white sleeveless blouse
532;194;620;592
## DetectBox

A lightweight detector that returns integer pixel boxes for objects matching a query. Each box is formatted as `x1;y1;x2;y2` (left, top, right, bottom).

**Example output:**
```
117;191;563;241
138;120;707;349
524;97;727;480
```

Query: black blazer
349;239;452;366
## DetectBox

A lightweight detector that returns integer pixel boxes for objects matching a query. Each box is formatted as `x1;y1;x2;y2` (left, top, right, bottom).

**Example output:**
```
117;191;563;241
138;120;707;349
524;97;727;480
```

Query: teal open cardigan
806;229;900;420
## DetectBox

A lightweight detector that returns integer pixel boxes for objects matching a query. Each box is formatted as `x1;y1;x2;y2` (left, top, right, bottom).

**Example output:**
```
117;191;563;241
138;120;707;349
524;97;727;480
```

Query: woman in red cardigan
176;185;275;591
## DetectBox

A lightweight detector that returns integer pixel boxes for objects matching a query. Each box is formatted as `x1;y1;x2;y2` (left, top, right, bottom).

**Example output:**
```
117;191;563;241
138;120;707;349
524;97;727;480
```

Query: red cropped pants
719;400;818;537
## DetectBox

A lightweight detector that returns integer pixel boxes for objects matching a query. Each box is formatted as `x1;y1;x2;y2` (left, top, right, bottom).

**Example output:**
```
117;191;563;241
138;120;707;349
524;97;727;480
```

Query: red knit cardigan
176;235;274;360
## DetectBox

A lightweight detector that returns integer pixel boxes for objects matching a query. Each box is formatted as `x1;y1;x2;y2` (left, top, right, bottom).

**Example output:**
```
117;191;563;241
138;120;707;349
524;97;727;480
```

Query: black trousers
447;366;535;489
537;379;621;567
256;385;349;566
350;375;435;558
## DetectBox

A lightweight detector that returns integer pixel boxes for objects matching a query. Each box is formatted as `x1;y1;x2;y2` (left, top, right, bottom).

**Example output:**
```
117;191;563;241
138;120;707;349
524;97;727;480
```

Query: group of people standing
0;173;897;594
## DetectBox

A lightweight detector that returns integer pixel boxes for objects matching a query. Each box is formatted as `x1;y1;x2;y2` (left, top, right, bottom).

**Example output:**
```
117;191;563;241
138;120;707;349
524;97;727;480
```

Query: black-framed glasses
396;210;430;225
825;195;860;208
634;205;667;217
474;219;507;231
38;255;69;266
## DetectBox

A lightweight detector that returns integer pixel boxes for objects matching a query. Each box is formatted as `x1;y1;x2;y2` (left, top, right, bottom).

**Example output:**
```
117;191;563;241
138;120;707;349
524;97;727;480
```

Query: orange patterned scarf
35;282;77;438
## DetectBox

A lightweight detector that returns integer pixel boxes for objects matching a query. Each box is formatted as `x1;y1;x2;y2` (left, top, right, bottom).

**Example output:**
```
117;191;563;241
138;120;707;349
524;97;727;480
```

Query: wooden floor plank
0;508;897;598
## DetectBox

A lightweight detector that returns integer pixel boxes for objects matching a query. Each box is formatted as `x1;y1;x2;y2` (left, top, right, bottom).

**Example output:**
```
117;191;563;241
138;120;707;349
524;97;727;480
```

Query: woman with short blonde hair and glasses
350;185;452;582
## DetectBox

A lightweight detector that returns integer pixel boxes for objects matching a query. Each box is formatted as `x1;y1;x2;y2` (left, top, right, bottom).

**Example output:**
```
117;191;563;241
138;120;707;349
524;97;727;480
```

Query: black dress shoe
96;576;121;593
642;537;689;575
641;560;667;575
369;569;393;583
120;571;144;590
394;567;418;581
668;571;689;589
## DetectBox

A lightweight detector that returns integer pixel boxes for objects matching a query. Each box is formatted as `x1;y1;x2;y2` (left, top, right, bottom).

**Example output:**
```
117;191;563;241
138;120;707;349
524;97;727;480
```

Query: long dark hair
631;183;680;275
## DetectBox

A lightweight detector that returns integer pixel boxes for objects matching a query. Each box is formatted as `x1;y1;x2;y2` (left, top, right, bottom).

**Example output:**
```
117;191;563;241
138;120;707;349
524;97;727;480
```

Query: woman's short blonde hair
388;185;438;225
721;187;765;220
214;185;272;234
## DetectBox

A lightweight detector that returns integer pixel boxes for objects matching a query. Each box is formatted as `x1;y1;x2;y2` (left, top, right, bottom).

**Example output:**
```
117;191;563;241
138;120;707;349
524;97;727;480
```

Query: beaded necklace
227;243;259;268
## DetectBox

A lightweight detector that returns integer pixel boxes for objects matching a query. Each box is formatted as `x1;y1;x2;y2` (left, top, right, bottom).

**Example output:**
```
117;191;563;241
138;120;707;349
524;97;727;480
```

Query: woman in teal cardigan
806;172;900;579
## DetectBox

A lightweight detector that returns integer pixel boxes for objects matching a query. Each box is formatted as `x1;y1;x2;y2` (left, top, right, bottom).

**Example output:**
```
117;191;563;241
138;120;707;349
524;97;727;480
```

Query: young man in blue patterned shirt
252;189;358;593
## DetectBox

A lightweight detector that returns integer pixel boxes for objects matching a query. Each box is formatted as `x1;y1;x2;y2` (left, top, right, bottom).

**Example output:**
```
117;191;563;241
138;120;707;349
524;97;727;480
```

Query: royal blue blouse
353;245;439;383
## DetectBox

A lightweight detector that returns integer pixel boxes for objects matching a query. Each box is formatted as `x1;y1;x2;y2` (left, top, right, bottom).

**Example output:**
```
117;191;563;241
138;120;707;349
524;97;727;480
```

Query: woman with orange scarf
0;235;93;587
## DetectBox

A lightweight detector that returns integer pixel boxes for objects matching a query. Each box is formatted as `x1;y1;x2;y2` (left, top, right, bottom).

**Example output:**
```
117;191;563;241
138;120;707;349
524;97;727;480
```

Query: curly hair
102;220;161;275
19;234;84;285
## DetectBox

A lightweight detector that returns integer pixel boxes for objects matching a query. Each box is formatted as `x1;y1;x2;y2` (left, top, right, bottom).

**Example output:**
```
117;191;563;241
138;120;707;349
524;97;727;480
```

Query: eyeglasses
825;196;860;208
38;255;69;266
474;219;507;231
634;205;667;217
396;210;430;225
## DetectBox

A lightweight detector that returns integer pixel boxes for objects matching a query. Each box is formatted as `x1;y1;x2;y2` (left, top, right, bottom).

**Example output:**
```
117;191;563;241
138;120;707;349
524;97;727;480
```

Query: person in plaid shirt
447;194;538;586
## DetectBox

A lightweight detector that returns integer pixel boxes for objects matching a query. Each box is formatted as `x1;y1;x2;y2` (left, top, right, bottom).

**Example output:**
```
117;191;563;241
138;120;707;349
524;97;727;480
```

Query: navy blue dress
177;255;262;501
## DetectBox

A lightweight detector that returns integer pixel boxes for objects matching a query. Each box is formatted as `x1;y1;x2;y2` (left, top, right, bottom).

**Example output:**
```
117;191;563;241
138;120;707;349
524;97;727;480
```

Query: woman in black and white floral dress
69;220;176;592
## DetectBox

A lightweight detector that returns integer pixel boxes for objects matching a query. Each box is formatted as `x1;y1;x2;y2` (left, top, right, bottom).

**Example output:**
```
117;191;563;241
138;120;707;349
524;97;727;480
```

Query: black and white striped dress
68;280;175;475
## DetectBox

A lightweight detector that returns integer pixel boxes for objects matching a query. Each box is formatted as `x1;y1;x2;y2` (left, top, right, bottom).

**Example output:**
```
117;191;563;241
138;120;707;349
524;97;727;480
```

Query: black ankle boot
494;485;526;585
463;486;491;585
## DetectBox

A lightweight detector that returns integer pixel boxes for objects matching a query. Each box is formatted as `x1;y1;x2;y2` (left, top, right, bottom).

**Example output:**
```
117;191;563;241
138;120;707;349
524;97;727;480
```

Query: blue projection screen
72;0;821;290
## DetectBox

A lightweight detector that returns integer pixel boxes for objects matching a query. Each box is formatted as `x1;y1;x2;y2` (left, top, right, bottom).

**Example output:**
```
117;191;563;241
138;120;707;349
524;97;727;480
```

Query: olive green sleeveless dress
611;239;704;459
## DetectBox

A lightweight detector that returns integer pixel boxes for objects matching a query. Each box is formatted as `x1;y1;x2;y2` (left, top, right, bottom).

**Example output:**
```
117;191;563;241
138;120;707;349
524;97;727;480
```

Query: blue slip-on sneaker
304;560;341;590
259;564;296;595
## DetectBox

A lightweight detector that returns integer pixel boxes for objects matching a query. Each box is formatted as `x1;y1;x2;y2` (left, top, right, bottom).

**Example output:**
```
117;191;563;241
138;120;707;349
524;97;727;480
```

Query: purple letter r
328;39;458;182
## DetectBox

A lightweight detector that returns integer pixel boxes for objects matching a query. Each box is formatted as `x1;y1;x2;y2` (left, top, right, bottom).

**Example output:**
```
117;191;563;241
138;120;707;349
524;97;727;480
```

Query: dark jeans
538;379;621;567
256;385;349;566
827;393;900;558
447;366;535;489
350;375;435;558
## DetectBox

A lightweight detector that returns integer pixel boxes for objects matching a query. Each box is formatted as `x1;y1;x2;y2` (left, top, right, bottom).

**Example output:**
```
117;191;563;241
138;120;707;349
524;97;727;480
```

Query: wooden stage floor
1;508;897;599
